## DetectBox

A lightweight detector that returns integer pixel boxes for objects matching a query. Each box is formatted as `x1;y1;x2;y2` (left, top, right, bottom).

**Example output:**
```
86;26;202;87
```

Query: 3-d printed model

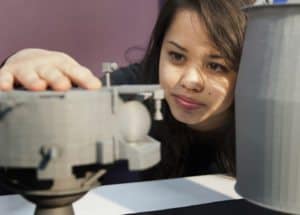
0;63;164;215
235;3;300;214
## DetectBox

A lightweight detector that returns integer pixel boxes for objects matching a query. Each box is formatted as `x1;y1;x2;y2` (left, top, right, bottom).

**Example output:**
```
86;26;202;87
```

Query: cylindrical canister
235;4;300;214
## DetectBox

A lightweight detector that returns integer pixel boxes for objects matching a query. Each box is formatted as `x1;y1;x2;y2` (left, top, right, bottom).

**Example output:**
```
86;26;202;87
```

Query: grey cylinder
235;4;300;214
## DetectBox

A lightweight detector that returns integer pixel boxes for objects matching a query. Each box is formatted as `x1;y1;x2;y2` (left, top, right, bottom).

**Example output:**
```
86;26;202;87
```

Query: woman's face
159;9;237;131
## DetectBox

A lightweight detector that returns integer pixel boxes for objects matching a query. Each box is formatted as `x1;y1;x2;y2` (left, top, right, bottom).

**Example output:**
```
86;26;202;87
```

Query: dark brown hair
141;0;255;178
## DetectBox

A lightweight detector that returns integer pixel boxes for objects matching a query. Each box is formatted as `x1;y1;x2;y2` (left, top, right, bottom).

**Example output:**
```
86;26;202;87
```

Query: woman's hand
0;48;102;91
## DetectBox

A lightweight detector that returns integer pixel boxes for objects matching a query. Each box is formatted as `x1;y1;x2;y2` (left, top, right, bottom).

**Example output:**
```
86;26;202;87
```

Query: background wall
0;0;160;76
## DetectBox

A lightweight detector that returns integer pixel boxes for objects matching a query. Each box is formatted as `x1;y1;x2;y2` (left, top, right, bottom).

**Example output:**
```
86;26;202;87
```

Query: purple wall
0;1;159;76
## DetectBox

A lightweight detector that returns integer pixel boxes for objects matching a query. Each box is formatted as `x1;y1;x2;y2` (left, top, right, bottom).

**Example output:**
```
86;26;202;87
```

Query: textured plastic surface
0;86;162;179
0;90;111;169
235;4;300;214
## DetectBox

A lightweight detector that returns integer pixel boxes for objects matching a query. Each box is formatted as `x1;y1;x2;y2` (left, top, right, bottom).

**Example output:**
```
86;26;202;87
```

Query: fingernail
88;78;101;89
53;78;71;91
29;79;47;91
0;81;12;91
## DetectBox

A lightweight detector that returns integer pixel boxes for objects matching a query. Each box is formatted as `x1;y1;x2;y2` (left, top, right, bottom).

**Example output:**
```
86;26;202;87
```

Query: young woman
0;0;254;181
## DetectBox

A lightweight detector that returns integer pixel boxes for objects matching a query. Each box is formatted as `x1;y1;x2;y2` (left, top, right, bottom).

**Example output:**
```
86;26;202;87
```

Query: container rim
242;3;300;12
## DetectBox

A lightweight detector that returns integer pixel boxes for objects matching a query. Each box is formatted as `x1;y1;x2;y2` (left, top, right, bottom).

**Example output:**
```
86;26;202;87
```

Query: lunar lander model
0;63;164;215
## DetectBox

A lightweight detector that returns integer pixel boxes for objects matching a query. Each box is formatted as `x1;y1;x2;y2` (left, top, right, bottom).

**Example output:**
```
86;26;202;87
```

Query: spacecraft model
0;63;164;215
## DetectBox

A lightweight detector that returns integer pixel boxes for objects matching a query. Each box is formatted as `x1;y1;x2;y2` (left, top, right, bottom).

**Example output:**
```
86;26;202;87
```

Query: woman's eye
207;62;228;73
168;51;186;64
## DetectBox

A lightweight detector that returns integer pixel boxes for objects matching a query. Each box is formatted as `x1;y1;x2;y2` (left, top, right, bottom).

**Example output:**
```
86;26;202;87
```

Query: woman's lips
173;94;206;110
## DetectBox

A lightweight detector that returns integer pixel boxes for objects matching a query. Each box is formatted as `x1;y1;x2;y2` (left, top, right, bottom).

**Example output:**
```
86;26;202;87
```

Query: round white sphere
117;101;151;142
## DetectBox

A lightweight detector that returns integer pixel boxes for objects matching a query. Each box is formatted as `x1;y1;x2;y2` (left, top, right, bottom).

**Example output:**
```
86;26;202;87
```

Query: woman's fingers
0;68;14;91
0;65;48;91
13;66;47;91
59;64;102;90
37;66;72;91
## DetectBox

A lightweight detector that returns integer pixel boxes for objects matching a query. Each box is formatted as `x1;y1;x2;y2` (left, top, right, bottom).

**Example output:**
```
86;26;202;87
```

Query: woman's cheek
159;64;171;89
159;71;170;90
208;78;234;111
160;66;181;91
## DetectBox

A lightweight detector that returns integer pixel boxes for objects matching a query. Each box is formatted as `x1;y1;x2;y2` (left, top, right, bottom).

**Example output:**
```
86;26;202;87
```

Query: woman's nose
179;67;205;93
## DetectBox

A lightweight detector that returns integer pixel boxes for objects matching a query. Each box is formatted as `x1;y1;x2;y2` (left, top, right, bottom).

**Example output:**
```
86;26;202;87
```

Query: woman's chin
172;110;208;125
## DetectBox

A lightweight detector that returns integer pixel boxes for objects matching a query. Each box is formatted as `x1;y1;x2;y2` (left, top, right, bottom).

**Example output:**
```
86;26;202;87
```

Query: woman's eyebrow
208;54;223;59
167;41;188;52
